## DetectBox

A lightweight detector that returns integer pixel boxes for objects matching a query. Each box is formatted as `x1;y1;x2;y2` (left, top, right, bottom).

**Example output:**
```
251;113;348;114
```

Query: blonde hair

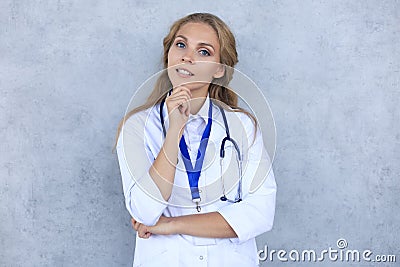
112;12;257;152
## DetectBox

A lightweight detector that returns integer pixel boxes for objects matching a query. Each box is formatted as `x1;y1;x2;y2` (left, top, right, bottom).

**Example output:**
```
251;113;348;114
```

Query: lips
176;68;194;77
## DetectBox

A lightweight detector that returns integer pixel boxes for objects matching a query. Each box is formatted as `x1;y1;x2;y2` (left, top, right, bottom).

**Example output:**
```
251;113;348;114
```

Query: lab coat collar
188;93;210;123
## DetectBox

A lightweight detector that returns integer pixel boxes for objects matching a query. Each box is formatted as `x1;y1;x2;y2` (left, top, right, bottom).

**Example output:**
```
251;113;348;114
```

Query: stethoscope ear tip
220;196;227;201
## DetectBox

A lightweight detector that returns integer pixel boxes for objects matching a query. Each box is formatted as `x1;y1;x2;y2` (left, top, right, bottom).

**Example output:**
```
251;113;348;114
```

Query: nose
181;49;194;63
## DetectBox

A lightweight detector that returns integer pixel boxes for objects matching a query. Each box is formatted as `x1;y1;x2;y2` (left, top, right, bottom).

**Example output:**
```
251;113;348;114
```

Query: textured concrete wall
1;1;399;266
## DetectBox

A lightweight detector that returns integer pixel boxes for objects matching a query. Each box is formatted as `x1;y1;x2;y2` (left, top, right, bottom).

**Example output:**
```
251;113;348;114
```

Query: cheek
167;51;173;67
215;55;221;64
204;63;221;75
167;48;181;66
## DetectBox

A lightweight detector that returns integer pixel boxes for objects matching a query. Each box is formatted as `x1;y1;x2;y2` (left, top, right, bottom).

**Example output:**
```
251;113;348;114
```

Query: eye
199;49;210;56
176;42;185;48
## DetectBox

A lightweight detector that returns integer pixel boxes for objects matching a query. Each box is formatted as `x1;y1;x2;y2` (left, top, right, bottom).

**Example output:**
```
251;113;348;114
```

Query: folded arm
132;212;237;239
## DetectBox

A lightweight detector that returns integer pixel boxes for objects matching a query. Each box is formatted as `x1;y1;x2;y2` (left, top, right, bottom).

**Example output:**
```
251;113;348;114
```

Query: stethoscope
159;90;242;210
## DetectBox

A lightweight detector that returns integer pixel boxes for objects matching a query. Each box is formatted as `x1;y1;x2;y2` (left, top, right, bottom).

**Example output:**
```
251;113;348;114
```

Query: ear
213;64;225;79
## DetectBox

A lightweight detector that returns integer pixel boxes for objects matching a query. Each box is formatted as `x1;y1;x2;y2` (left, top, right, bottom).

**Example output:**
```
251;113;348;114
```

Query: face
167;22;225;95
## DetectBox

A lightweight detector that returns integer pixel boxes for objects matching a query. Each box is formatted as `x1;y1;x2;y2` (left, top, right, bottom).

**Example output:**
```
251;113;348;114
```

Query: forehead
176;22;220;47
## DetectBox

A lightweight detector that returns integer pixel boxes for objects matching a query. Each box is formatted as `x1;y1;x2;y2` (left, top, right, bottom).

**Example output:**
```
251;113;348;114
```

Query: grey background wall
1;1;399;266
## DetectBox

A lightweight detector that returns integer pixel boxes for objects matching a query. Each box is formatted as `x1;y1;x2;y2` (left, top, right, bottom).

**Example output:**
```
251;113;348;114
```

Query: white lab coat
116;95;277;267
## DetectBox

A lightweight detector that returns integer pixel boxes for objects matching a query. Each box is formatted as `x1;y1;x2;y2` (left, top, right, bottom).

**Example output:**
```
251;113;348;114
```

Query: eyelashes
176;42;185;48
199;49;210;56
175;41;212;57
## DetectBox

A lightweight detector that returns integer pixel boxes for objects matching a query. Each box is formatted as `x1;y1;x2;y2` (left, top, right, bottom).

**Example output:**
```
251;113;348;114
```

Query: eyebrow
175;35;215;51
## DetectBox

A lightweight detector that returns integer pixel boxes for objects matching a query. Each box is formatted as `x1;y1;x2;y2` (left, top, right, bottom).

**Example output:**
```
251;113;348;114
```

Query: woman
114;13;277;267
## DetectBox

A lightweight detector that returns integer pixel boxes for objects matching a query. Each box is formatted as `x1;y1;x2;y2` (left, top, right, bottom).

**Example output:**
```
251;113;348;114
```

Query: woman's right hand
165;86;192;137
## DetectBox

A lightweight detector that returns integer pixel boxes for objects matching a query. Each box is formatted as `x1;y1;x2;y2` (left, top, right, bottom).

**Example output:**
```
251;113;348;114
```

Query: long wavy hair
112;13;257;152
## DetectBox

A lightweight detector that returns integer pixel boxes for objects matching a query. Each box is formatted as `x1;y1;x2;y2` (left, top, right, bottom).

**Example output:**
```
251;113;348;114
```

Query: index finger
171;86;192;97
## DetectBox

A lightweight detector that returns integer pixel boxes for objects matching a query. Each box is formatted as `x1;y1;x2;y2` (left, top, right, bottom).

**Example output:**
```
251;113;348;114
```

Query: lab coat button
199;255;204;260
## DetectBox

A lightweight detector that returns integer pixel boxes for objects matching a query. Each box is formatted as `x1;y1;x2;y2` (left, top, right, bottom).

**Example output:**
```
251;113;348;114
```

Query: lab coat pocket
133;235;178;267
133;249;168;267
223;242;259;267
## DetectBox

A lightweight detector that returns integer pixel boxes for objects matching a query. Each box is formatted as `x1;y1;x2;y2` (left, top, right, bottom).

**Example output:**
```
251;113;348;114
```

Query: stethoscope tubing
159;91;243;203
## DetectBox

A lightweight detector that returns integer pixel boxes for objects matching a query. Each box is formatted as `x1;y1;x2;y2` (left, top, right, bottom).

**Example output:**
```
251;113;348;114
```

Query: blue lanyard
179;98;212;211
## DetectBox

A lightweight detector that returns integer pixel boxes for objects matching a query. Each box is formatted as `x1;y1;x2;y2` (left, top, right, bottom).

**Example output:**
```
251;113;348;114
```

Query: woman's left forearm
171;212;237;238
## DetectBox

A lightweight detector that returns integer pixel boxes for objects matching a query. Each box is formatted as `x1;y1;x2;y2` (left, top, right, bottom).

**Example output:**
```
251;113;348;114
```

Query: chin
172;81;210;91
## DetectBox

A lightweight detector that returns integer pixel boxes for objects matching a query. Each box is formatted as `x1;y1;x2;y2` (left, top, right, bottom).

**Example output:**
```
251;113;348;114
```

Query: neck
190;88;208;115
